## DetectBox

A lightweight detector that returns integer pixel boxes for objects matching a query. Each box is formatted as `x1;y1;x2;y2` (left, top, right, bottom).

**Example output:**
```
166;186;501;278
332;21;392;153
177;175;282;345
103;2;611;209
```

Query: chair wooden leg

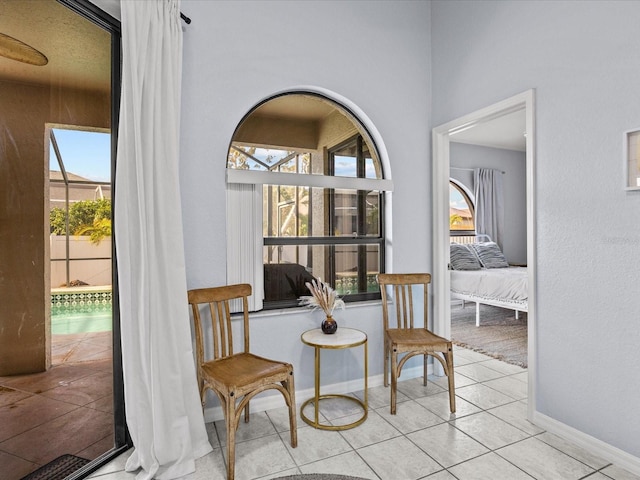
384;339;390;387
226;396;237;480
390;348;398;414
444;348;456;413
286;371;297;448
244;401;250;423
198;376;206;409
423;354;428;386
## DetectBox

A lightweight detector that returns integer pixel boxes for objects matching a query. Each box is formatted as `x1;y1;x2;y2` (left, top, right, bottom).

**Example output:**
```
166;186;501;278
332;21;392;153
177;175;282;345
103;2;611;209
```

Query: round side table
300;327;368;431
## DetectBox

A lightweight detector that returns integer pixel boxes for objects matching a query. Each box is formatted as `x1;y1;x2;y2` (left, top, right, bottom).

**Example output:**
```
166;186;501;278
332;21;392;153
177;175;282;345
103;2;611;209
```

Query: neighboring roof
50;170;95;182
450;207;472;219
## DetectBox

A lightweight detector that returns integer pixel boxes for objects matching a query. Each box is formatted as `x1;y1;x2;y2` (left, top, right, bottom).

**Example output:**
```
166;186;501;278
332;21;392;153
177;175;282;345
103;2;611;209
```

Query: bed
449;235;528;326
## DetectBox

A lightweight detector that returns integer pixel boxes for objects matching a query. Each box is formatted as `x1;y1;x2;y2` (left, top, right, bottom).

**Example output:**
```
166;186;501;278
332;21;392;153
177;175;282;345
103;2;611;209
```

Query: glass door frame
58;0;131;476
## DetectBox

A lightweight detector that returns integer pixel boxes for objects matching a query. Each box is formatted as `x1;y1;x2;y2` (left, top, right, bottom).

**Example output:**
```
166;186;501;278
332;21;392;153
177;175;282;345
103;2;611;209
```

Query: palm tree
75;218;111;245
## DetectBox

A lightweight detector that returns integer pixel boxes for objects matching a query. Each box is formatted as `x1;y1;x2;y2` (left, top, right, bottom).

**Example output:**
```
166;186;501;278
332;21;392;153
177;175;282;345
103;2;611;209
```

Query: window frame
262;134;385;309
226;93;389;311
327;134;384;301
449;179;476;236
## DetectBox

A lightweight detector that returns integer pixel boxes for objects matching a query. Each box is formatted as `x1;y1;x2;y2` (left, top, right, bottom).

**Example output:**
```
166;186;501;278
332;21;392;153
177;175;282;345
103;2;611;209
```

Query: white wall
450;143;527;264
176;0;433;394
433;0;640;461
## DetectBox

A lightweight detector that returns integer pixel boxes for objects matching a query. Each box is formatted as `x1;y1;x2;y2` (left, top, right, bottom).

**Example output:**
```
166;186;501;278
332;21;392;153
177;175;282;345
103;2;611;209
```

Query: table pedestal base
300;394;367;431
300;328;368;431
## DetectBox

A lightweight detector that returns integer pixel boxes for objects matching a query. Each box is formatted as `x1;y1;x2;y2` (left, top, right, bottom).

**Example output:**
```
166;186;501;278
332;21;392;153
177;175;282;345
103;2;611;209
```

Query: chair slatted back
187;284;252;364
378;273;430;330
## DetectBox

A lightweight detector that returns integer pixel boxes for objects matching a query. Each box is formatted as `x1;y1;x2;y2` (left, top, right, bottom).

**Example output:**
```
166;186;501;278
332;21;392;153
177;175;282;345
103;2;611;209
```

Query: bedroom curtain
226;183;264;311
115;1;212;479
474;167;504;248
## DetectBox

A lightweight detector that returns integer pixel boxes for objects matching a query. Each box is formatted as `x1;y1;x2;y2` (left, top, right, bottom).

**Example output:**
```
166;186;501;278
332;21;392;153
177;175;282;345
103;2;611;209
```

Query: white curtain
115;1;212;479
474;168;504;248
226;183;264;311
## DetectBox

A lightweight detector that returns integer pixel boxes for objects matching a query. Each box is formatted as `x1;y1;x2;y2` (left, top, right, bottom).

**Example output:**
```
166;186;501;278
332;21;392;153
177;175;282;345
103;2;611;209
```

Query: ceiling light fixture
0;33;48;66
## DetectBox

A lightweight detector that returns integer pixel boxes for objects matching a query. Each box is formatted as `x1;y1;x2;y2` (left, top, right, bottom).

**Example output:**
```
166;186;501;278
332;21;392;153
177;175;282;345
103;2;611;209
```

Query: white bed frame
452;293;527;327
450;234;528;326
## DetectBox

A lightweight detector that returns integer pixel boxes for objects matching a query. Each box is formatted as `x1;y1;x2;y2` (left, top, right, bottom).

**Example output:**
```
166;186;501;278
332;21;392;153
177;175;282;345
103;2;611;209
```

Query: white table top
301;327;367;348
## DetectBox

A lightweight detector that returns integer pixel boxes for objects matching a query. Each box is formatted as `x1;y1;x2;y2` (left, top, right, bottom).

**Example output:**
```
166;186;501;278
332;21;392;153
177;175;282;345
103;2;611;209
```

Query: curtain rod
180;12;191;24
450;166;505;174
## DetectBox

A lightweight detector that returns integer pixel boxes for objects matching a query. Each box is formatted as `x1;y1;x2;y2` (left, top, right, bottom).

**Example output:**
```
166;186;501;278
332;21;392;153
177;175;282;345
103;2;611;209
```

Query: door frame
58;0;131;476
431;89;537;419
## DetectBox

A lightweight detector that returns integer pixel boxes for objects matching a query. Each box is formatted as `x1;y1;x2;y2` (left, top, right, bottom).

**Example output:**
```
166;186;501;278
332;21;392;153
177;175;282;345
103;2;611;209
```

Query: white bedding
450;266;528;311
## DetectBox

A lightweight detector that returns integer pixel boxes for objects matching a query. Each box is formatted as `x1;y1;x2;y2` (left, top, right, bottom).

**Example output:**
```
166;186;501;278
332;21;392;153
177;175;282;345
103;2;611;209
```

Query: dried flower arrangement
298;277;345;316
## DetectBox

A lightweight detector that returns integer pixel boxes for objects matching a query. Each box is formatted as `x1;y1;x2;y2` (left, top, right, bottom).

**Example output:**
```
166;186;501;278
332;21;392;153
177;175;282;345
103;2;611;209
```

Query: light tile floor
88;346;640;480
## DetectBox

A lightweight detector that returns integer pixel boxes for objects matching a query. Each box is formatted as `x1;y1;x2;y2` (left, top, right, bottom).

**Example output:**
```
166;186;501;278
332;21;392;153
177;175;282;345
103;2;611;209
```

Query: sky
244;147;378;178
450;184;469;210
49;128;111;183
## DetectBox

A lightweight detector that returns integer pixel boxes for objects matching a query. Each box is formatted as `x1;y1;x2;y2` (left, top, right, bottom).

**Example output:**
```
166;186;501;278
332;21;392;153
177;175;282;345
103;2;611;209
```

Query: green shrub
50;198;112;245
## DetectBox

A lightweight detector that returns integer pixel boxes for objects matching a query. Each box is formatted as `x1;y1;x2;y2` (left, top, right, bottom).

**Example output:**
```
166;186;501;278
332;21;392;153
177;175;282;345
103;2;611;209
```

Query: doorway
431;90;537;418
0;0;128;478
48;126;112;367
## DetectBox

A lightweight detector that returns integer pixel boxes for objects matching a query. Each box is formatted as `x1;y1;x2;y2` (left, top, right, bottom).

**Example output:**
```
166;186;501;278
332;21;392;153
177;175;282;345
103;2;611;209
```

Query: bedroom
448;110;528;367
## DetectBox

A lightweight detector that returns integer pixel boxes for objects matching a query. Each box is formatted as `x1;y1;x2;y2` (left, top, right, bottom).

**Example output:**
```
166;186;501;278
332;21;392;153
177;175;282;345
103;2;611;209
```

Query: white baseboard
203;364;430;423
532;410;640;476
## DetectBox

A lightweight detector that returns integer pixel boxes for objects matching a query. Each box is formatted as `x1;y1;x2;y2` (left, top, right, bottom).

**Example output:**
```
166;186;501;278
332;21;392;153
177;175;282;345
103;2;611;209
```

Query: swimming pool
51;288;112;335
51;304;112;335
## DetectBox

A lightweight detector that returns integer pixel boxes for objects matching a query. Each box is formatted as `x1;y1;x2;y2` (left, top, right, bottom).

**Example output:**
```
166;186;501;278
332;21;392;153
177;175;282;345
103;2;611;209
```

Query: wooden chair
378;273;456;415
187;283;297;480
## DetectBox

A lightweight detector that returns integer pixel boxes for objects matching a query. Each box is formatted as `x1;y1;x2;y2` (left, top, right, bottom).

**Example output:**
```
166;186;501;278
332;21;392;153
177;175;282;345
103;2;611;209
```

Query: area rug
274;475;367;480
450;303;527;368
20;454;90;480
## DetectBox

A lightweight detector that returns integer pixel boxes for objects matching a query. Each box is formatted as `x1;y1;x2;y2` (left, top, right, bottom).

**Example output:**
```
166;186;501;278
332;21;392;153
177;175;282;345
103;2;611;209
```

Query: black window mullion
264;236;382;246
356;136;368;293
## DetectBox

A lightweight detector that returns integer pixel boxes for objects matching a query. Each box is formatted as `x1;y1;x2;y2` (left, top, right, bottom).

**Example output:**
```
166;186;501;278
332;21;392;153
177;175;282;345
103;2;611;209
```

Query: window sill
250;299;382;319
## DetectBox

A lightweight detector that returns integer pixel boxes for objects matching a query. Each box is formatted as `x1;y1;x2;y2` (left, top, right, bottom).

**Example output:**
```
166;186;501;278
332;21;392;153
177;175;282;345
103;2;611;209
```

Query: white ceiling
449;108;527;152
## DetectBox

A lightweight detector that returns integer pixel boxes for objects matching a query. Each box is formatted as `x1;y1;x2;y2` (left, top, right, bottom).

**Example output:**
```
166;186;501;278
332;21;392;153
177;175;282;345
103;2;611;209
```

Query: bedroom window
450;180;475;234
226;93;391;310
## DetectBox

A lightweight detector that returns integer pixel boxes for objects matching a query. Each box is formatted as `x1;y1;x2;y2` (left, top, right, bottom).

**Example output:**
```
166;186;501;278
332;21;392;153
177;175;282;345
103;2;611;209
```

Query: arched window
450;180;475;234
226;93;391;310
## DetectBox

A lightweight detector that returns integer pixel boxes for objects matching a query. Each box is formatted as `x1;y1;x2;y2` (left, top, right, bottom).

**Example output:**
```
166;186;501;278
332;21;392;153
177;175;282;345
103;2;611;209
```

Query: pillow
469;241;509;268
450;243;482;270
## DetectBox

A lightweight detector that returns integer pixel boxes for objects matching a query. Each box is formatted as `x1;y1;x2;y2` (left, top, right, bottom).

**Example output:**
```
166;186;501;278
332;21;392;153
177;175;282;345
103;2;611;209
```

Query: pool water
51;304;112;335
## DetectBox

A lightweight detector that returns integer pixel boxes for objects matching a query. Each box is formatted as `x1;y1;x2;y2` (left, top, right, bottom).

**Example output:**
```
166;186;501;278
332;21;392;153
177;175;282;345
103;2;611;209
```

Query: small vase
321;315;337;334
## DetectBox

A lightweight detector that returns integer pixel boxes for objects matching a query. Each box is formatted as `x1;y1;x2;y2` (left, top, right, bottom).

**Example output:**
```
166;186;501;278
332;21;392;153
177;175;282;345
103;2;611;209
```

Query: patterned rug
275;476;367;480
450;303;528;368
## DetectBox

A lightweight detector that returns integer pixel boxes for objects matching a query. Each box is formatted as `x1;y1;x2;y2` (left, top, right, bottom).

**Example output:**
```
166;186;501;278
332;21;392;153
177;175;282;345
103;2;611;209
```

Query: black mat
21;454;90;480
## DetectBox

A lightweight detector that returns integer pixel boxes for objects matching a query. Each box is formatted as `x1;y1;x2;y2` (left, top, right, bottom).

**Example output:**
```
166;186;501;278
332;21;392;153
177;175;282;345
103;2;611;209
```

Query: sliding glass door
0;1;128;478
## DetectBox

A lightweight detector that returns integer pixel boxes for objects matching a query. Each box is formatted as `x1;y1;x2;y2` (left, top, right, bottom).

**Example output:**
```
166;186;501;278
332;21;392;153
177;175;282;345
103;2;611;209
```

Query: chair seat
386;328;451;351
201;352;291;393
